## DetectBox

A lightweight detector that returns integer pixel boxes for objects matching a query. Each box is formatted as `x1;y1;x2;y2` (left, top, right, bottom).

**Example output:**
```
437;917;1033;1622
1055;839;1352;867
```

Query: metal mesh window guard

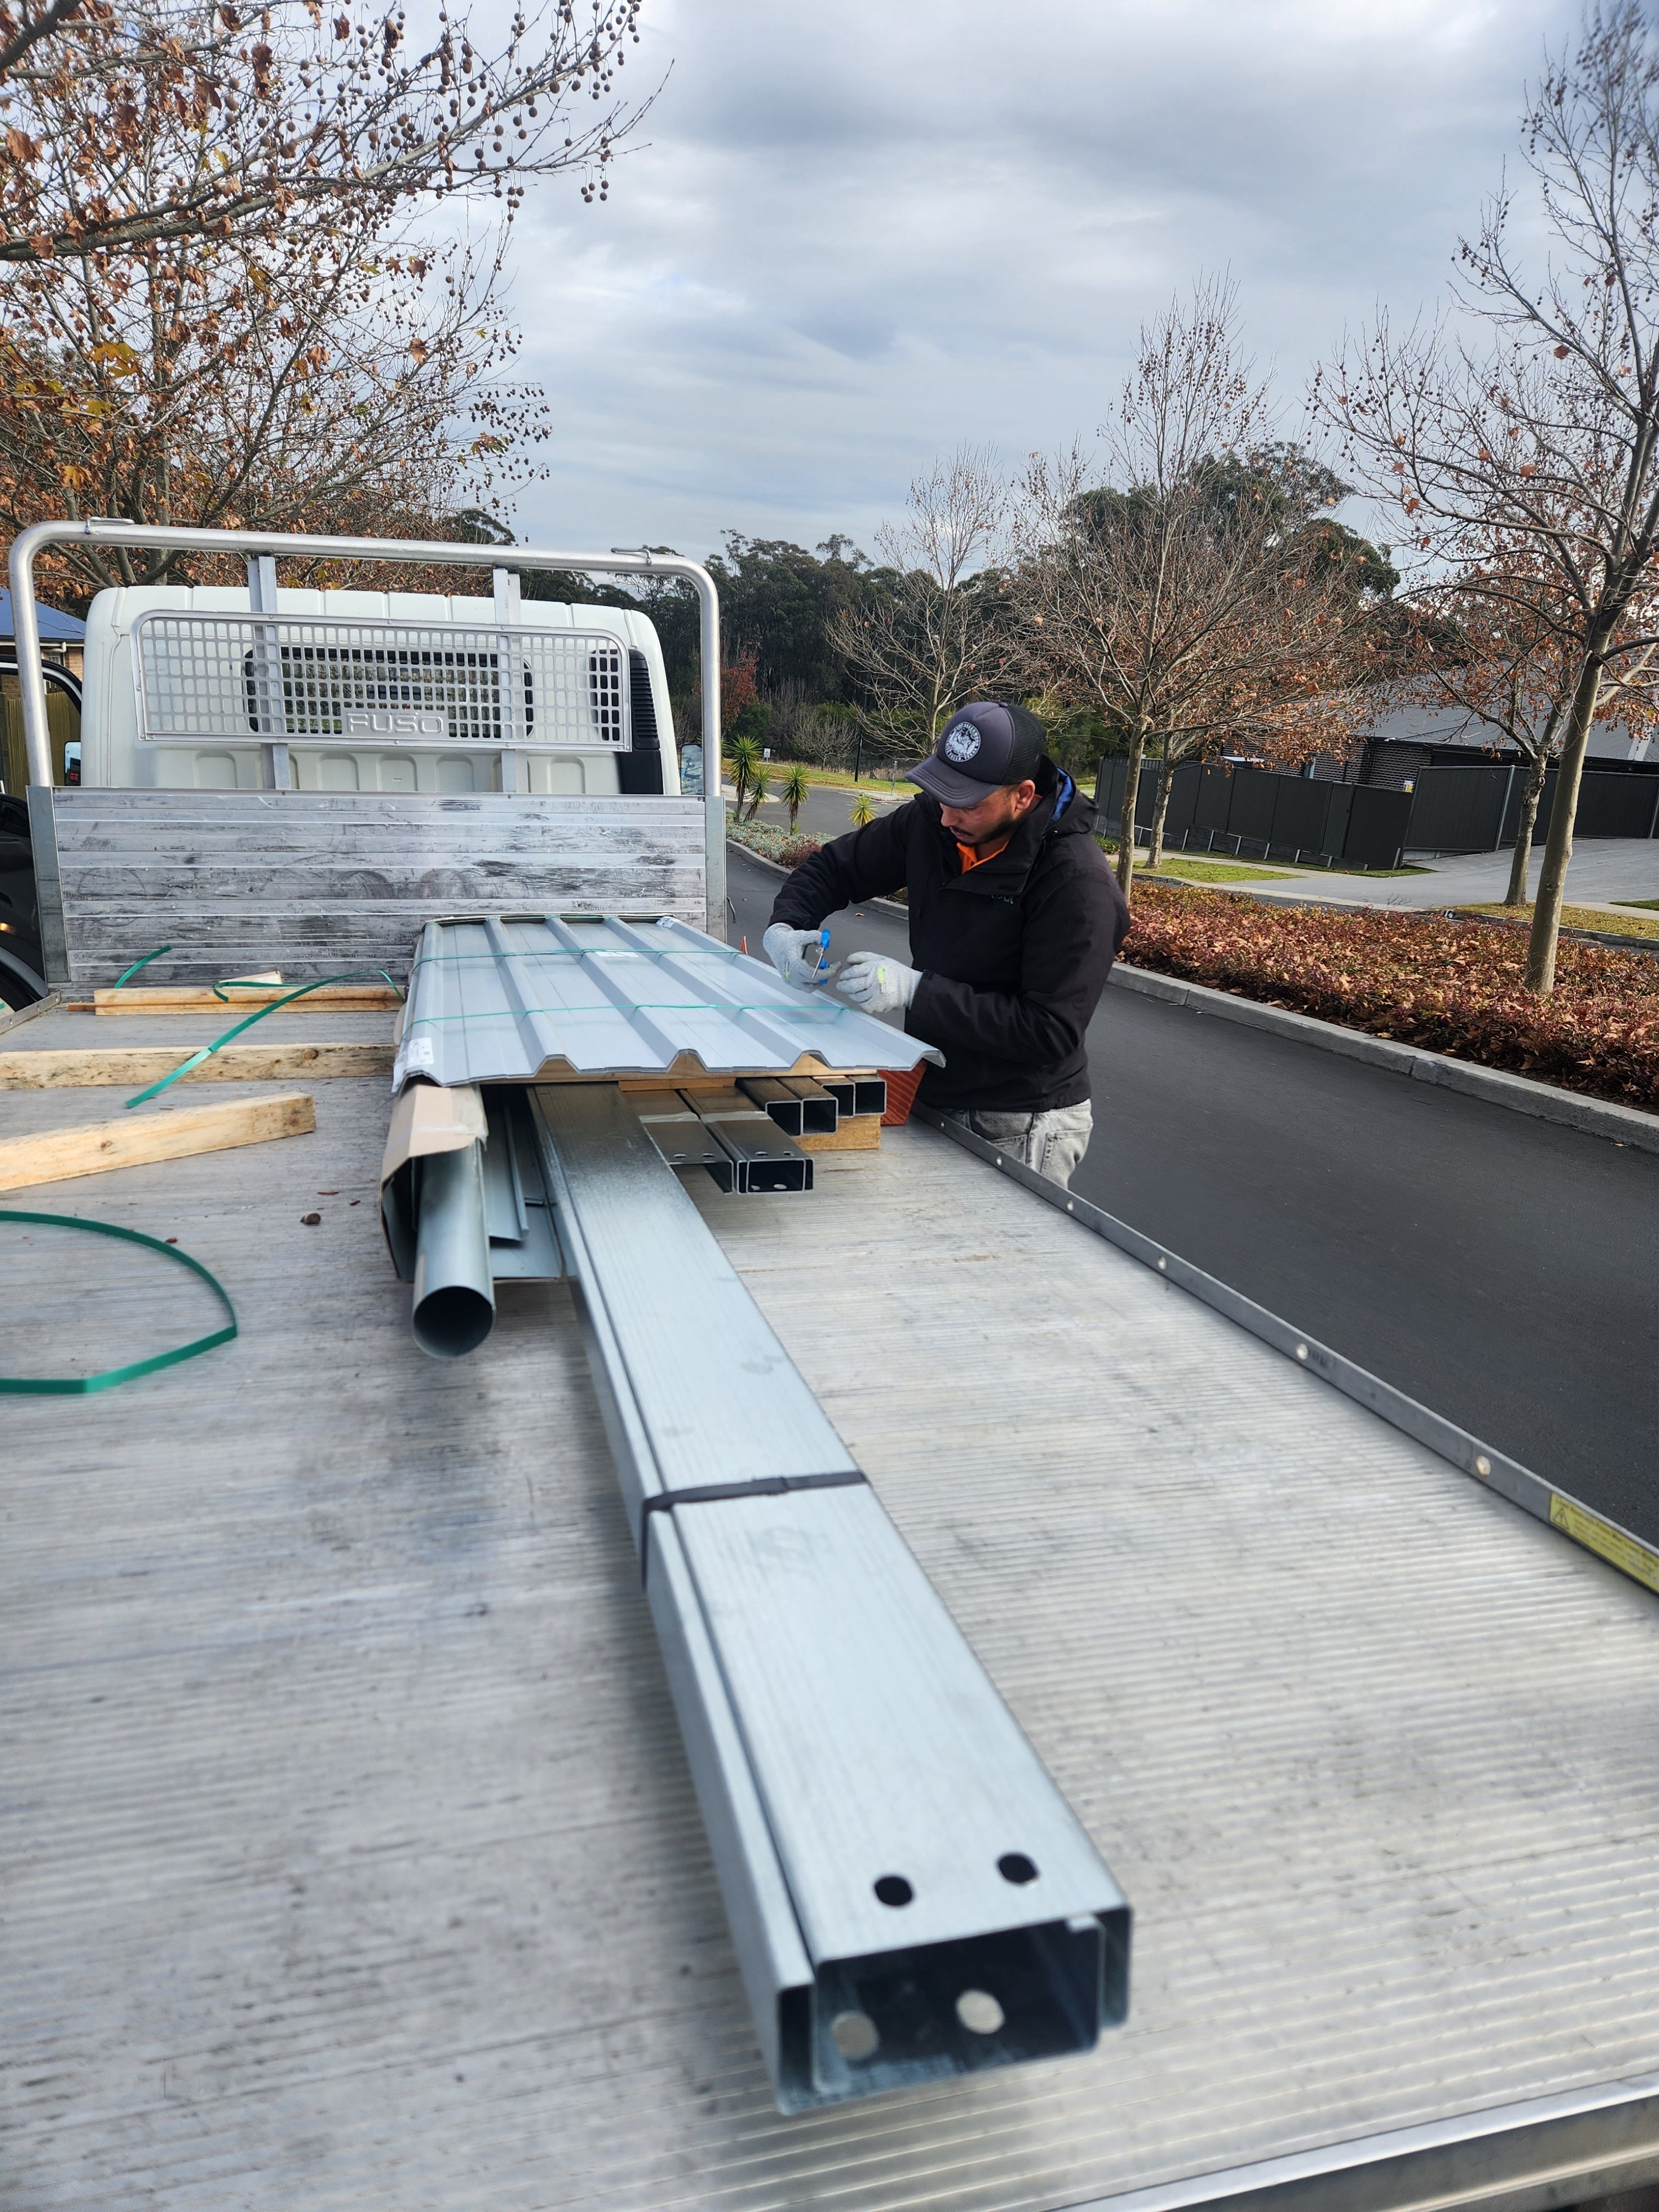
132;612;630;750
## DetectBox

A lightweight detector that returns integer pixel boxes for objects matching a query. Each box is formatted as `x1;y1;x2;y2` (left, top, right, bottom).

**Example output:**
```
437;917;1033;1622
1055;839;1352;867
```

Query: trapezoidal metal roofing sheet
393;914;943;1087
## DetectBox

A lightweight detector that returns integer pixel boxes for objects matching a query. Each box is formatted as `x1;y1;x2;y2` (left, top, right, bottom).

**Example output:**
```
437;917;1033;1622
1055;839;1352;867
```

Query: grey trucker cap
910;701;1047;807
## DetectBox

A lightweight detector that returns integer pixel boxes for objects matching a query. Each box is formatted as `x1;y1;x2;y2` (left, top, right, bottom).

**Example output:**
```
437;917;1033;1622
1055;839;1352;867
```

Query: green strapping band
0;1211;237;1395
112;943;173;989
123;968;406;1110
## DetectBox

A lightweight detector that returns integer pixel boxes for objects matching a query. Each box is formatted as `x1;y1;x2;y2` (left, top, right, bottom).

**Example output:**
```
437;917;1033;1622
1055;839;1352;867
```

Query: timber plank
0;1091;316;1191
0;1042;392;1088
95;984;403;1015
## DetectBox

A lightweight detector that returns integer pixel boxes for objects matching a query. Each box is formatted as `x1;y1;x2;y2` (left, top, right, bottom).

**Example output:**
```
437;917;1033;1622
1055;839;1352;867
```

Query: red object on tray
879;1065;927;1125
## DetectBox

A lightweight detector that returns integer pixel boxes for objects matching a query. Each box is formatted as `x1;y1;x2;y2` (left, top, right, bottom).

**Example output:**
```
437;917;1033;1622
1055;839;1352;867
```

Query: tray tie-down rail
386;1078;1130;2111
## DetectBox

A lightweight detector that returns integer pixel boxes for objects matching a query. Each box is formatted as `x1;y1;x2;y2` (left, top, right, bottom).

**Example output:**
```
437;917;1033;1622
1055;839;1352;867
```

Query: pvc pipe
411;1141;495;1359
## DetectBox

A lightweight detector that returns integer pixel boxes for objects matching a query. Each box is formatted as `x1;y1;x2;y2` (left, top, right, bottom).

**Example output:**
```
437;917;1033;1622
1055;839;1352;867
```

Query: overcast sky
502;0;1580;564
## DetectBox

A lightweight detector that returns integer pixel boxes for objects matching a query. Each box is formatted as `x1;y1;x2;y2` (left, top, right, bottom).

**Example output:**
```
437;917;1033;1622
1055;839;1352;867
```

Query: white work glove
837;948;921;1015
763;922;831;989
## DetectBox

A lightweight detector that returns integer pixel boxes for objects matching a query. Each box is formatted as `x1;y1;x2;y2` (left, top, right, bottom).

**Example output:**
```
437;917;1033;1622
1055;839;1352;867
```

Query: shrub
726;815;825;870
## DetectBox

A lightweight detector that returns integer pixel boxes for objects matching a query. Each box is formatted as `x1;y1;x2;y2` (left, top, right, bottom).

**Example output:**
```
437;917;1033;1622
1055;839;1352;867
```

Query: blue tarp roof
0;588;85;643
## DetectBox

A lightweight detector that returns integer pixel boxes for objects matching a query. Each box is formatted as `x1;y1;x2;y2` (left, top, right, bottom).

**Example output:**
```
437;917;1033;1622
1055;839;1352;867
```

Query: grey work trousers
942;1101;1094;1188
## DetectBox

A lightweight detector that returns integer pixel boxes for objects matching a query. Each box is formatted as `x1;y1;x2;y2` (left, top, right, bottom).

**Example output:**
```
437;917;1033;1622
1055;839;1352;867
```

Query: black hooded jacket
769;760;1130;1113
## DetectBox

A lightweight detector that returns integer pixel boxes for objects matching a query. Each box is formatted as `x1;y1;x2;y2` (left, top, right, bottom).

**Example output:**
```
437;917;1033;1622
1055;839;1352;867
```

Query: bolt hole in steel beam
999;1852;1039;1885
873;1874;914;1908
830;2010;880;2061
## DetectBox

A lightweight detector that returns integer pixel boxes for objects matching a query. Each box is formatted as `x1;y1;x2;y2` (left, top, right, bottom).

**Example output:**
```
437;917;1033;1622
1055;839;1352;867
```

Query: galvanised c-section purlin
525;1084;1131;2114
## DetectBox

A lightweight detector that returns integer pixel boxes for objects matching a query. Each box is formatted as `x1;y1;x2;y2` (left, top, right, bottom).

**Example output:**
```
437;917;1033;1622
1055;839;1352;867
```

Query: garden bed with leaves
1125;884;1659;1109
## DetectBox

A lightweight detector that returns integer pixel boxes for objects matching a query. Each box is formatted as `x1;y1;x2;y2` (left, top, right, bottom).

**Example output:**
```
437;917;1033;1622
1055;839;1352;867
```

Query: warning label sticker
1549;1493;1659;1595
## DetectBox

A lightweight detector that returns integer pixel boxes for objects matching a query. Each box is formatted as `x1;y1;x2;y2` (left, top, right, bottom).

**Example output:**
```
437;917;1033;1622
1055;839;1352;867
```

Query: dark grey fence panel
1269;777;1329;854
1229;773;1277;846
1321;784;1354;858
1345;786;1412;870
1163;763;1201;838
1095;754;1410;866
1573;770;1659;838
1507;765;1659;845
1405;765;1513;853
1194;763;1234;832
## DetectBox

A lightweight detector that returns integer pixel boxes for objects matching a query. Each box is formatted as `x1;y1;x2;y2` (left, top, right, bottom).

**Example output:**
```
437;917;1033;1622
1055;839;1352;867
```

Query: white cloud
492;0;1578;561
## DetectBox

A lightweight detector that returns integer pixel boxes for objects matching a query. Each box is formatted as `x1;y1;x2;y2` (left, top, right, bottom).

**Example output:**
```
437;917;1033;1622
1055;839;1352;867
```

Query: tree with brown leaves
0;0;577;599
1018;281;1378;896
0;0;646;263
1325;3;1659;994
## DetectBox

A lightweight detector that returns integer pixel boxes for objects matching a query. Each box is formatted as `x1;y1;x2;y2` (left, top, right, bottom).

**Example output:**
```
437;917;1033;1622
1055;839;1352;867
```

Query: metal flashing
394;914;941;1089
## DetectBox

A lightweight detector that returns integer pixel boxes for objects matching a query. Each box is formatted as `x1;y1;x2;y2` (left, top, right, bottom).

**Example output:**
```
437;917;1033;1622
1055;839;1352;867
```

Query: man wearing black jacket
763;700;1129;1187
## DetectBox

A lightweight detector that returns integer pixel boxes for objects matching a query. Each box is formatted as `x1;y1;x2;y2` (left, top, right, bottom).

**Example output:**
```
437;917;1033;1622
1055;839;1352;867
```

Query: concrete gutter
730;836;1659;1157
1112;963;1659;1156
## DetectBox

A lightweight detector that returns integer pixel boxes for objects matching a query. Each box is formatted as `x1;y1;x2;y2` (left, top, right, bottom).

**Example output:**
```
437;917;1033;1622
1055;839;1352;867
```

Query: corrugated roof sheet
393;915;943;1088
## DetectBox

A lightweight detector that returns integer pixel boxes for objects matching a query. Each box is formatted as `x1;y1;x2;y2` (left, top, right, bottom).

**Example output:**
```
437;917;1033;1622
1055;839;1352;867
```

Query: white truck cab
78;581;680;797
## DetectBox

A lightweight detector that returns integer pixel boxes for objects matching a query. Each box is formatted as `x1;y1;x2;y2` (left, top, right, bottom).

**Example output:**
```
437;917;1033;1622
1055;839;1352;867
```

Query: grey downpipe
411;1142;495;1359
4;523;723;933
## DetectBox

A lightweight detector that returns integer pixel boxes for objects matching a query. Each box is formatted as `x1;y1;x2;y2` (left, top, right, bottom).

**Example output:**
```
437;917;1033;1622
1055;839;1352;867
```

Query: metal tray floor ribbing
4;1083;1659;2208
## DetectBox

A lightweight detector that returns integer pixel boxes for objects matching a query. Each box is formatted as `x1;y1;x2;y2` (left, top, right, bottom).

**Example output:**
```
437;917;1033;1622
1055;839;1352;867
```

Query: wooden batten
0;1042;393;1089
95;984;404;1015
0;1092;317;1192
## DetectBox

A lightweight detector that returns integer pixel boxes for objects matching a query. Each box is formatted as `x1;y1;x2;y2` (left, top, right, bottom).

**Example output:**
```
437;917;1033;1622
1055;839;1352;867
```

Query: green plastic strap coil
0;1211;238;1395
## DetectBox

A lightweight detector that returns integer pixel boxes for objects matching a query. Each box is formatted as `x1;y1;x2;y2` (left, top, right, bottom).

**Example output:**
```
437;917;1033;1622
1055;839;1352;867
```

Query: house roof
0;589;86;644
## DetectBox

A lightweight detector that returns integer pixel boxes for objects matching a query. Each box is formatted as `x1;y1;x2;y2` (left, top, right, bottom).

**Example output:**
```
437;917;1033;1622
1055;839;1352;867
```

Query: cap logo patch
942;722;982;763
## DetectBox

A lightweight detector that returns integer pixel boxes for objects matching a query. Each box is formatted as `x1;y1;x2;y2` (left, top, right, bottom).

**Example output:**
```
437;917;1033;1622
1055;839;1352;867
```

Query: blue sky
499;0;1580;562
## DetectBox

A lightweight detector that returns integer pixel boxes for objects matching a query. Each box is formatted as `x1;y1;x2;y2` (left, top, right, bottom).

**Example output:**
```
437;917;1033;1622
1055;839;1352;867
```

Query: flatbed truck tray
4;1055;1659;2210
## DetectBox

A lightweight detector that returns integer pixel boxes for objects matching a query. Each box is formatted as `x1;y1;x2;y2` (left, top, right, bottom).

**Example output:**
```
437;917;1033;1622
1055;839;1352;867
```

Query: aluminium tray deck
3;1071;1659;2209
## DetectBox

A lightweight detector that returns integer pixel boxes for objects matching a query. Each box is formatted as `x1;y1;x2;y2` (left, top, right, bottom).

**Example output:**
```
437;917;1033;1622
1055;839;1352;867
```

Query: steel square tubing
743;1076;839;1136
820;1074;888;1119
526;1082;1130;2111
682;1086;812;1193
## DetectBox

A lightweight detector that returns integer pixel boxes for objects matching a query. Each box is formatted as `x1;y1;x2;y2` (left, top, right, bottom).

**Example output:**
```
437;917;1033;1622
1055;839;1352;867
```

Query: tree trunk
1146;754;1175;873
1526;648;1606;994
1117;732;1148;898
1504;744;1551;908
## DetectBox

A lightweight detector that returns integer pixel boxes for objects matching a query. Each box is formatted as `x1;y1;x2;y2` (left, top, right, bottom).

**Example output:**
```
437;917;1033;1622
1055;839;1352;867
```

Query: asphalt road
727;842;1659;1540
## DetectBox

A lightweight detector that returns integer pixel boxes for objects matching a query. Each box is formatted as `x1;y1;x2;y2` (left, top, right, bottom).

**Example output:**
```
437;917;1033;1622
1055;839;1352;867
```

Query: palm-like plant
728;735;761;814
849;787;875;830
780;760;811;833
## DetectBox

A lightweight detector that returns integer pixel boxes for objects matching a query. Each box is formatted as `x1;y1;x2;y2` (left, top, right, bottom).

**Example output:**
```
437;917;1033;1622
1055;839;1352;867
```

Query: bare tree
1017;281;1371;894
827;445;1008;759
0;0;649;264
1324;4;1659;993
